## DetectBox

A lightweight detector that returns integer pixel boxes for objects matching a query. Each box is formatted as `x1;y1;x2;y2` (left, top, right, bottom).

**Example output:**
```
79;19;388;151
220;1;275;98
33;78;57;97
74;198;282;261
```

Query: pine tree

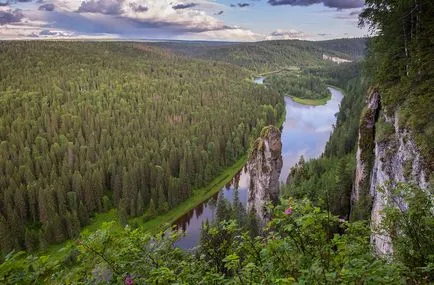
247;207;259;238
78;201;89;227
102;195;111;212
147;199;157;218
216;193;229;222
157;187;168;214
118;199;128;227
232;189;245;226
136;191;144;216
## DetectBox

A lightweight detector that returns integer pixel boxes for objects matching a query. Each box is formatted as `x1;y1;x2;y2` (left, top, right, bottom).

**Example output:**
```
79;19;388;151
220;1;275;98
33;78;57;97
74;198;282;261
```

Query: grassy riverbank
0;155;248;269
1;92;285;270
290;85;346;106
134;156;247;233
290;94;332;106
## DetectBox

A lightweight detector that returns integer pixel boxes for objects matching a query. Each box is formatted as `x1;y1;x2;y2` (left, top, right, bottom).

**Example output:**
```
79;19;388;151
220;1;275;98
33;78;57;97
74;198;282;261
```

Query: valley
174;87;344;250
0;5;432;280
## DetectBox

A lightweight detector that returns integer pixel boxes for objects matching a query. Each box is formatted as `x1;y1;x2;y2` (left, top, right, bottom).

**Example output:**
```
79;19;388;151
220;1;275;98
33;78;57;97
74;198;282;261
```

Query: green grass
1;156;247;273
2;98;286;269
258;66;301;77
257;68;335;106
134;156;247;233
290;94;332;106
289;85;346;106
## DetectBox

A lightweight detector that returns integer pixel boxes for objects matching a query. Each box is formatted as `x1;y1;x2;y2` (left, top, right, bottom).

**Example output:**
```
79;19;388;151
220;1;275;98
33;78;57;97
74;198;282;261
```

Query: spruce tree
136;191;144;216
118;199;128;227
247;207;260;238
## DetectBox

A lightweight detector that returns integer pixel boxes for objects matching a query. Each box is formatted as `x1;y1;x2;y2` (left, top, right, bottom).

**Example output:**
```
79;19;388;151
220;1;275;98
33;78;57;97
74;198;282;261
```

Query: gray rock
247;126;283;226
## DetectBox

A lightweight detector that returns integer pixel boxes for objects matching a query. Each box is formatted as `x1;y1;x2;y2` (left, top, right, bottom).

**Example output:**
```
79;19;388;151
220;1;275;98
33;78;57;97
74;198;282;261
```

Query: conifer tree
147;199;157;218
136;191;144;216
247;207;260;238
118;199;128;227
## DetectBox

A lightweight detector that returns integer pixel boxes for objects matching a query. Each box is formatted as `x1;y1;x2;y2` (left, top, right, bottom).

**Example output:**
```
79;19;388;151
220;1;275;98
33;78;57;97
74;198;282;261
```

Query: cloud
39;29;70;36
268;0;364;9
0;9;23;25
172;3;198;10
1;0;256;41
230;3;250;8
0;1;9;6
77;0;123;15
188;27;261;41
38;4;55;11
334;9;361;20
39;29;57;35
129;2;148;12
266;29;305;40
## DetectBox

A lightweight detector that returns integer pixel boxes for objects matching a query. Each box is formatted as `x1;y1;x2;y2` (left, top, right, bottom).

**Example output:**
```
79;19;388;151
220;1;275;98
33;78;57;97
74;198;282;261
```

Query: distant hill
152;38;367;73
314;38;367;60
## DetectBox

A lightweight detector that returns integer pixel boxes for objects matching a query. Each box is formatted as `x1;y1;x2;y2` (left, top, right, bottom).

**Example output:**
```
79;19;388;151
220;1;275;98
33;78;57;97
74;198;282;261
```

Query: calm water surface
254;76;265;84
173;87;343;250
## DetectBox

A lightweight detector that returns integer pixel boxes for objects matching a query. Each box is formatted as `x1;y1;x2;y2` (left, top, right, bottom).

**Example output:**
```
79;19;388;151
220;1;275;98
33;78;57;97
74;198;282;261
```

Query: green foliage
324;65;367;158
284;154;355;218
376;115;395;143
265;72;331;102
0;41;283;254
360;0;434;171
285;63;367;218
0;198;405;284
378;183;434;282
155;38;366;73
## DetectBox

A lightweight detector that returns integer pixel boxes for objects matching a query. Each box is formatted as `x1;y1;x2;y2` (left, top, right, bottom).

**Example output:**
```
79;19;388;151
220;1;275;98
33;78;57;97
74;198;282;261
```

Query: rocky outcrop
350;89;380;221
369;112;430;255
247;126;283;225
351;89;430;255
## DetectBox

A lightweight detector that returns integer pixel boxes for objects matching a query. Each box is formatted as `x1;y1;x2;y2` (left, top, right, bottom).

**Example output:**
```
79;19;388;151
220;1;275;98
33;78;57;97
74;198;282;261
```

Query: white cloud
265;29;307;40
1;0;251;40
187;27;262;41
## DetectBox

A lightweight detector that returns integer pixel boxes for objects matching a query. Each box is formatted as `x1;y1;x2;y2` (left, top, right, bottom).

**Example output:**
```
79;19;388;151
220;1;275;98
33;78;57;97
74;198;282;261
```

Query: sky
0;0;368;41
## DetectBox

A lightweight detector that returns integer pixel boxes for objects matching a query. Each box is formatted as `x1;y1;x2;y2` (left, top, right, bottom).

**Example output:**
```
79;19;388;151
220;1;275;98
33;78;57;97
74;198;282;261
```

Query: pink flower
284;207;293;215
124;275;134;285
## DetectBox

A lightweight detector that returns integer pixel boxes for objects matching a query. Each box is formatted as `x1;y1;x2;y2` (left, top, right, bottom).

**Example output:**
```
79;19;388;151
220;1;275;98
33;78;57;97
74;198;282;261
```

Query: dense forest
1;1;433;281
265;72;331;103
0;42;283;255
284;62;366;217
153;38;367;73
2;184;431;284
360;0;433;170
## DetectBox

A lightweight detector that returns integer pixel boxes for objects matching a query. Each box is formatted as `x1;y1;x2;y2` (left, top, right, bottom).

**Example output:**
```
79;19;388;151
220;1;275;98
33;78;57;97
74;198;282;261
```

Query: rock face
351;89;430;255
247;126;283;225
350;89;380;221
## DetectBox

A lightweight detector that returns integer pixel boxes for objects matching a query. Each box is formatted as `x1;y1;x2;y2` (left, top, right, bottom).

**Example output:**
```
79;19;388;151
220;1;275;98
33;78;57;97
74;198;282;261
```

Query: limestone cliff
351;89;430;255
247;126;283;225
350;89;380;221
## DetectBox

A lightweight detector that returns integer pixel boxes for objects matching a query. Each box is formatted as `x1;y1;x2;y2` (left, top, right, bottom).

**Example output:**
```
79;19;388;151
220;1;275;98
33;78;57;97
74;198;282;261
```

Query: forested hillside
360;0;433;170
284;62;366;217
265;71;331;104
153;38;367;73
0;2;432;280
0;42;283;255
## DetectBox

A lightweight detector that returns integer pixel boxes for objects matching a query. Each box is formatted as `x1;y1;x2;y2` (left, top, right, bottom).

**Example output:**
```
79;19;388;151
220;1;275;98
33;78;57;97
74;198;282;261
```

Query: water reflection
280;88;343;181
254;77;265;84
173;87;343;250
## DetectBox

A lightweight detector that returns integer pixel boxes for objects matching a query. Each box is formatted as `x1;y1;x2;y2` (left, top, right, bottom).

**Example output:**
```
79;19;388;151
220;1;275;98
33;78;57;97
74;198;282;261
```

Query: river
173;83;344;250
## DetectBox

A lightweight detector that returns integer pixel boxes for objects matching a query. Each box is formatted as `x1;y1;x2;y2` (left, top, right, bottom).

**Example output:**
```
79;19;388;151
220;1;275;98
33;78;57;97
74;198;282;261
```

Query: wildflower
284;207;293;215
124;274;134;285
